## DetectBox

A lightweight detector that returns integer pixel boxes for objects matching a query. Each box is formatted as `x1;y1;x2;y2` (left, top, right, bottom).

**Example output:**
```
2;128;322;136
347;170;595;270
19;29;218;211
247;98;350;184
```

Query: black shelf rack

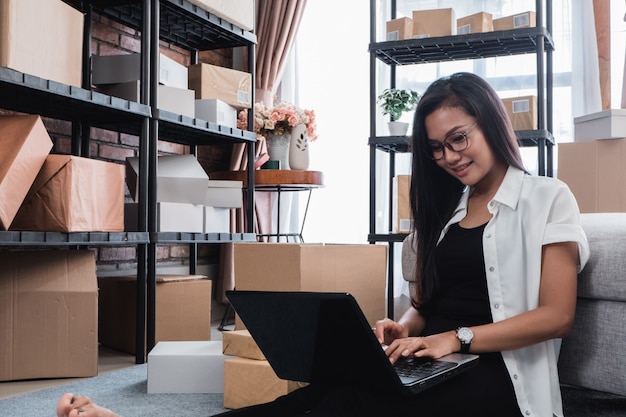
369;27;554;65
369;1;554;320
0;231;149;246
1;0;258;364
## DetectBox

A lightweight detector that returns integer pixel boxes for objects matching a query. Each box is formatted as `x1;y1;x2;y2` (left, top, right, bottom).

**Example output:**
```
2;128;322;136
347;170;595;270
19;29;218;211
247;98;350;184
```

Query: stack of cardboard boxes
0;113;115;381
558;110;626;213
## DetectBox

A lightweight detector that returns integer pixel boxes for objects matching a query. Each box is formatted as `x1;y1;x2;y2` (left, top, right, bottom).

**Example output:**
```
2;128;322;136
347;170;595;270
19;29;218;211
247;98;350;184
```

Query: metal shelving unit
2;0;258;364
369;1;554;319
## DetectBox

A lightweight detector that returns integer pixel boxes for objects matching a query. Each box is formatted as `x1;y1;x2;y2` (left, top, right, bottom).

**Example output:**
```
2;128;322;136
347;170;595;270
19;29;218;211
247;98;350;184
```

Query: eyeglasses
428;122;477;160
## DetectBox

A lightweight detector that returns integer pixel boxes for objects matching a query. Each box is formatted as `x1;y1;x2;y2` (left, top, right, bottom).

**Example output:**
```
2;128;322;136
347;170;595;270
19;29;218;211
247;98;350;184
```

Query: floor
0;318;229;401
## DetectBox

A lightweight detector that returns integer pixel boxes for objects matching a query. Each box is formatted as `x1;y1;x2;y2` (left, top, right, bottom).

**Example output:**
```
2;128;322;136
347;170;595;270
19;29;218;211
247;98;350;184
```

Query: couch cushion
579;213;626;302
558;298;626;396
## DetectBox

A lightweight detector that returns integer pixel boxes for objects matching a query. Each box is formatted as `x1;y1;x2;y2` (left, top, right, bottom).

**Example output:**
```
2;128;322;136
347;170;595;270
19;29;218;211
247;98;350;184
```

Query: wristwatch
456;327;474;353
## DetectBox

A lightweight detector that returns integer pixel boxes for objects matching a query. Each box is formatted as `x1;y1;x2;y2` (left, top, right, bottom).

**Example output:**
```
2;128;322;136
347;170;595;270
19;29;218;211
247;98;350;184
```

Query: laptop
226;290;479;396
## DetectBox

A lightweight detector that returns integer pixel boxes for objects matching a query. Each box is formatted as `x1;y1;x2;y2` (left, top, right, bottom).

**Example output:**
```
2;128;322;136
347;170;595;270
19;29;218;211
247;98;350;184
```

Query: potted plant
377;88;420;136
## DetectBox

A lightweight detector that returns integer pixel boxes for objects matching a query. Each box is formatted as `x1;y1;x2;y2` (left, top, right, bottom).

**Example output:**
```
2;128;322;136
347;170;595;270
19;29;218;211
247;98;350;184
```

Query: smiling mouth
453;162;472;172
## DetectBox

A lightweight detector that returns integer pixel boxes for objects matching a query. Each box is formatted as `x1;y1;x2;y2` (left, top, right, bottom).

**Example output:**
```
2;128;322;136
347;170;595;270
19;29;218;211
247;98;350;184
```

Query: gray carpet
0;365;228;417
2;365;625;417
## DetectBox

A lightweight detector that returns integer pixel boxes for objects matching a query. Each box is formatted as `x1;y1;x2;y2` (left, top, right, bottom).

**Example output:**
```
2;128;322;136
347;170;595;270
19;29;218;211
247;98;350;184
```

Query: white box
99;81;195;118
204;206;231;233
124;202;204;232
186;0;254;31
574;109;626;141
158;202;204;233
92;53;188;89
195;99;238;128
206;180;243;208
147;341;234;394
126;154;209;204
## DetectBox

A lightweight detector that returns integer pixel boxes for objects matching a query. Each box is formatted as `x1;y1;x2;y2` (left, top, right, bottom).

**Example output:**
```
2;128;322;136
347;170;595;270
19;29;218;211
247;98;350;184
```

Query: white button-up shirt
440;166;590;417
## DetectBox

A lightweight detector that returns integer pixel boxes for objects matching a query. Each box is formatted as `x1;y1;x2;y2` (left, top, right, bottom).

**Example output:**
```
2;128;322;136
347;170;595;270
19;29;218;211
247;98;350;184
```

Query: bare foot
57;393;121;417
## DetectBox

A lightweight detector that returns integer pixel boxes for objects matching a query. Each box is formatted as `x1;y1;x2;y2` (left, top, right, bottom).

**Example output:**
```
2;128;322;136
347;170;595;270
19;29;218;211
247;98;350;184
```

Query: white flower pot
387;121;409;136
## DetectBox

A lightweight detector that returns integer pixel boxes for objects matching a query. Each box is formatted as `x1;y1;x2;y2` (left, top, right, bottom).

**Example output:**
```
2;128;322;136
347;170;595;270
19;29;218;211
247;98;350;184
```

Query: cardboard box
224;357;307;409
222;330;265;360
10;155;125;232
92;53;188;89
0;250;97;381
204;206;231;233
0;115;53;230
386;17;413;41
0;0;83;87
393;175;412;234
493;11;536;31
457;12;493;35
188;63;252;109
98;274;212;355
126;154;210;204
124;202;205;233
147;341;235;393
573;109;626;141
186;0;254;31
233;243;387;327
557;139;626;213
501;95;538;130
99;81;195;118
195;99;238;128
412;8;456;38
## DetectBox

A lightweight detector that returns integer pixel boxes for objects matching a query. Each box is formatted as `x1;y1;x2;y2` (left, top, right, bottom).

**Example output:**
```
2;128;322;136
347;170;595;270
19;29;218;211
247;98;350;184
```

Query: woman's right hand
373;318;409;346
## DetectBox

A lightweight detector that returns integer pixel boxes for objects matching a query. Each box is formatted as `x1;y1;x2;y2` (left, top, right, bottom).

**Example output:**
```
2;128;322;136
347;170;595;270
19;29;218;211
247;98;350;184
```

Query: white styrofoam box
98;81;195;117
159;53;189;89
126;154;209;204
206;180;243;208
186;0;254;31
147;341;235;393
204;206;231;233
157;202;204;233
92;53;188;89
195;99;238;128
574;109;626;141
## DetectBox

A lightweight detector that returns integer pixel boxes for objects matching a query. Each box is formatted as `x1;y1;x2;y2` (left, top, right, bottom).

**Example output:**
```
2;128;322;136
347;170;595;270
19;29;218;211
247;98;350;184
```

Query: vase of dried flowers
266;132;291;169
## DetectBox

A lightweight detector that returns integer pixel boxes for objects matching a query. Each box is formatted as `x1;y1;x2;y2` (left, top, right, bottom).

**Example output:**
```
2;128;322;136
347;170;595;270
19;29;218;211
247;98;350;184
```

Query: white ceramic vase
289;123;310;170
265;132;291;169
387;121;409;136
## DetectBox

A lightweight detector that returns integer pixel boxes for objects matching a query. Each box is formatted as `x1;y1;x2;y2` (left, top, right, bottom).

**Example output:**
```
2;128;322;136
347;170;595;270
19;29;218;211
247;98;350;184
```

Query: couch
401;212;626;416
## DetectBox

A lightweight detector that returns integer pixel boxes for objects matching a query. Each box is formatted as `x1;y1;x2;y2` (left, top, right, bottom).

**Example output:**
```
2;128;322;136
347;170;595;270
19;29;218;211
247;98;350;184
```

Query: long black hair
409;72;526;313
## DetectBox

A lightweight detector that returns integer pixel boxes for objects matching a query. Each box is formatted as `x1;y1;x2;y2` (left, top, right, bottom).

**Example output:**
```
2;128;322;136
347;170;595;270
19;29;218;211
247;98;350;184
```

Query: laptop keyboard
393;356;456;379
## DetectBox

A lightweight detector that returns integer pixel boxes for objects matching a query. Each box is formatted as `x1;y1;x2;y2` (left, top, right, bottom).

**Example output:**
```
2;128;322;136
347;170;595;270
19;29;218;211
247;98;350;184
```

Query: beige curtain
218;0;308;305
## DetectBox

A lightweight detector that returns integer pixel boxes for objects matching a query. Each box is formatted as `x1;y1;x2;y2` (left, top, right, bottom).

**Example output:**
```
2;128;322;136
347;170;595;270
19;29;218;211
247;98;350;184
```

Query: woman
56;72;589;417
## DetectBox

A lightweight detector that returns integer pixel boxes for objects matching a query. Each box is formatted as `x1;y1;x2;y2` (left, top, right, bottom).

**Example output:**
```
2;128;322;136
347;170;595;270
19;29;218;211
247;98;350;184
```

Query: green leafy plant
377;88;420;121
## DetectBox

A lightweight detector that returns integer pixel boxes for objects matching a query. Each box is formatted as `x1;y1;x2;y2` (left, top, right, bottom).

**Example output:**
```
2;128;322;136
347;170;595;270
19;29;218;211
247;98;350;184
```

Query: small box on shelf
493;11;536;31
188;63;252;109
501;95;537;130
457;12;493;35
386;17;413;41
412;8;456;38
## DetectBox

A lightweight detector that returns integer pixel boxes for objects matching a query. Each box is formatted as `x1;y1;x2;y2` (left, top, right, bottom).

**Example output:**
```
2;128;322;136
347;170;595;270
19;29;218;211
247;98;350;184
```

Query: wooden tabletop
211;170;324;187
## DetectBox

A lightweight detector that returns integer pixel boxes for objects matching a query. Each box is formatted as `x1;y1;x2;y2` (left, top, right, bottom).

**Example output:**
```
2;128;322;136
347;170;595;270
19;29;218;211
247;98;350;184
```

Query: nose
442;146;462;163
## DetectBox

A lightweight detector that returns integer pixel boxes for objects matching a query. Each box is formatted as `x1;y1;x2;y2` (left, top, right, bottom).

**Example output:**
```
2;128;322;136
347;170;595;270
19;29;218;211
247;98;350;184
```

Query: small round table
211;170;324;242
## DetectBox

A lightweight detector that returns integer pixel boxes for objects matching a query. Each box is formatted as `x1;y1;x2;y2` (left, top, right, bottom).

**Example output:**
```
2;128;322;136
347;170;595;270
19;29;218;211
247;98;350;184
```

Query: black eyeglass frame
428;122;478;161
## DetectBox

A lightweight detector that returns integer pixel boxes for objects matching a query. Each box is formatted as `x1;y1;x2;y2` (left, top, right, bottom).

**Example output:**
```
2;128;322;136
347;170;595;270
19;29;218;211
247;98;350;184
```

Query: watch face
457;327;473;343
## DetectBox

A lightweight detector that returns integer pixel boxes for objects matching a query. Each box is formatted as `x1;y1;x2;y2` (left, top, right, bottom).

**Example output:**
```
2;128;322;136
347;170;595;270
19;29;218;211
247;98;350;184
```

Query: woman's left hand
384;331;459;363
